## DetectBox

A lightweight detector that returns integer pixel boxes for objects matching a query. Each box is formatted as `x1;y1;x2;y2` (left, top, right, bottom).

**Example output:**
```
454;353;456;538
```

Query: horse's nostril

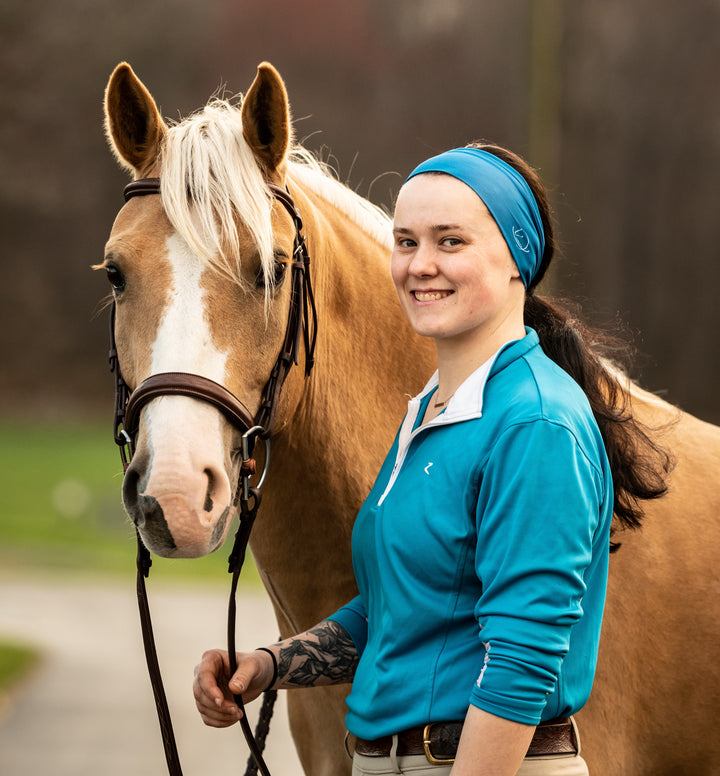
203;468;215;513
122;466;142;524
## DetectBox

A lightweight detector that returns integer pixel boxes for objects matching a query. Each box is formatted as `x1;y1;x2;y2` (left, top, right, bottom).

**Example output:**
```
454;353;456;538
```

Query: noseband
108;177;318;776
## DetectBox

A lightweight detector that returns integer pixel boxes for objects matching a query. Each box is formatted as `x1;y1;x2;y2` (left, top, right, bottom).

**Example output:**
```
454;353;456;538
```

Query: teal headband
405;148;545;288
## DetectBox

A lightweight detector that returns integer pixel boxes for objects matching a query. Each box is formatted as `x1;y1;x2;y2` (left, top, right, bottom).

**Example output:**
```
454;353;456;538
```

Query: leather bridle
108;176;318;776
114;177;317;458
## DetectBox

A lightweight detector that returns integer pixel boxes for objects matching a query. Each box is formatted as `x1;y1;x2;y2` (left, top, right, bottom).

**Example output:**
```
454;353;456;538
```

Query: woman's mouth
412;290;453;302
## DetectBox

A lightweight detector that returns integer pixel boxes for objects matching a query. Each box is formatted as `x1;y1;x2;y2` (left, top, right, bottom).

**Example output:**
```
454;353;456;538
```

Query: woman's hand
193;620;357;728
193;648;275;727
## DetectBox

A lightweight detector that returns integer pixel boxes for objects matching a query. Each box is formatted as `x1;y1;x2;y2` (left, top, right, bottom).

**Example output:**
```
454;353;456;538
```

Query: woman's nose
407;244;438;277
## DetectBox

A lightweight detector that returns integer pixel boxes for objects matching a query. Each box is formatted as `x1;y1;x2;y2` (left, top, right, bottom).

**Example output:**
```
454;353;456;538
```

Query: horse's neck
266;182;433;515
292;184;434;449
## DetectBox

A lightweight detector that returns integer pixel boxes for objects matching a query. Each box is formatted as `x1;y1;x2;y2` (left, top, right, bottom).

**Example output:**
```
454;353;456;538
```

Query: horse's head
101;62;306;558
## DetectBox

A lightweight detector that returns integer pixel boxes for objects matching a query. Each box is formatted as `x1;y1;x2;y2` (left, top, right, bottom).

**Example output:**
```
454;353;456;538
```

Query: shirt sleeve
327;595;369;657
470;419;604;724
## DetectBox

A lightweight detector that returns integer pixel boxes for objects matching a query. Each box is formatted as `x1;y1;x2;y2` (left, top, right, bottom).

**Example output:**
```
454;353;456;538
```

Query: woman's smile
412;289;454;302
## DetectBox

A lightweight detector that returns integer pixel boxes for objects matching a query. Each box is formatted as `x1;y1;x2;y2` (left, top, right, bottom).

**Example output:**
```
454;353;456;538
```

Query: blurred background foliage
0;421;244;579
0;0;719;576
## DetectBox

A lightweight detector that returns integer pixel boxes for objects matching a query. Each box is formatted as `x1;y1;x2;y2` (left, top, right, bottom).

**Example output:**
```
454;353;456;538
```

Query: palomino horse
101;62;720;775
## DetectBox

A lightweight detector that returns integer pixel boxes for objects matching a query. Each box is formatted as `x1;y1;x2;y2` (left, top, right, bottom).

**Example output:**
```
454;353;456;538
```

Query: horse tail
524;293;673;540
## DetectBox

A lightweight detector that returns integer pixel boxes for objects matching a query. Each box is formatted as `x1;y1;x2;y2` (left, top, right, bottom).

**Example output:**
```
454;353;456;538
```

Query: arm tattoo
276;620;359;688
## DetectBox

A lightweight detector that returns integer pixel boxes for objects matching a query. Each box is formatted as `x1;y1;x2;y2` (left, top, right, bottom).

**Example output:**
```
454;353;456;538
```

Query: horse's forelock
160;98;275;288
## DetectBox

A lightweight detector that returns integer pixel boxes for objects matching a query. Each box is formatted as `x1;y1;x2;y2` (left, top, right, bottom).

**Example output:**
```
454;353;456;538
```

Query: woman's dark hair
470;142;672;540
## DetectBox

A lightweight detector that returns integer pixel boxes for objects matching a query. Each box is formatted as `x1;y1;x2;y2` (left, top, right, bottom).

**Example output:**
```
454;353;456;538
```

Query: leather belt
353;717;577;764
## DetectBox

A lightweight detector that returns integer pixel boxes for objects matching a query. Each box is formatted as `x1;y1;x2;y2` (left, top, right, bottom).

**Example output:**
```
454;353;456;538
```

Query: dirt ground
0;571;303;775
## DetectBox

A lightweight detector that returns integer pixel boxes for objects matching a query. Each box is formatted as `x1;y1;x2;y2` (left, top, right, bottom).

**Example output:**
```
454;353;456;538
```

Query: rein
108;176;318;776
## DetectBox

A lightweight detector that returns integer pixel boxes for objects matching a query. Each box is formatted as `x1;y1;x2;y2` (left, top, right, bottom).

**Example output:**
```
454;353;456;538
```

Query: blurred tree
557;0;720;419
0;0;717;423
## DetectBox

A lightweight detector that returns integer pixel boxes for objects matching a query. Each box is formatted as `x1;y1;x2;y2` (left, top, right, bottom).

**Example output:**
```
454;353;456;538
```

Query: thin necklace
433;391;455;409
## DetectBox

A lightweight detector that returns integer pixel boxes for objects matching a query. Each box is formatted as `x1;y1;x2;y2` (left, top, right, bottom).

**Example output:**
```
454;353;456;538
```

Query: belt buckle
423;723;455;765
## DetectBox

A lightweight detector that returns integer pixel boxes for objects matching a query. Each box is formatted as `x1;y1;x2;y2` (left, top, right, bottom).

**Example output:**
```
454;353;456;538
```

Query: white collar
412;343;504;423
379;345;505;507
395;345;503;457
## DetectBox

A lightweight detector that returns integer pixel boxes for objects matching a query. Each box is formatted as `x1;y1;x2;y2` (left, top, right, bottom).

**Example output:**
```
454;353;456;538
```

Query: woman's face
391;174;525;352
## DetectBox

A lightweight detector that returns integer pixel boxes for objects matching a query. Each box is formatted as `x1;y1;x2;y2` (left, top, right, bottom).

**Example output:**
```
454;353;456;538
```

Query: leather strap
124;177;161;200
353;718;578;761
135;535;182;775
124;372;256;437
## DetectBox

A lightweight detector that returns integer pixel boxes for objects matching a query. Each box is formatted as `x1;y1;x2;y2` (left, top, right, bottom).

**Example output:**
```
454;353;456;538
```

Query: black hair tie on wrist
255;647;278;692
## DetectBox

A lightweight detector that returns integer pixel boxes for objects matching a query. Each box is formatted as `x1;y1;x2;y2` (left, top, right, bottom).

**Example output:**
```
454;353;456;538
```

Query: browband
124;178;161;200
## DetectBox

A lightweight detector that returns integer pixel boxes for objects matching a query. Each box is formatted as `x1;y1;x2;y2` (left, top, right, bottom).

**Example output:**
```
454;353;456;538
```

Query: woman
193;144;669;775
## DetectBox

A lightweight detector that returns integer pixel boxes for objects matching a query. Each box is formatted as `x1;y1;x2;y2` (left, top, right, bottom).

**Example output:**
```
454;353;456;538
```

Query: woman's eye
442;237;462;247
397;238;416;249
105;264;126;292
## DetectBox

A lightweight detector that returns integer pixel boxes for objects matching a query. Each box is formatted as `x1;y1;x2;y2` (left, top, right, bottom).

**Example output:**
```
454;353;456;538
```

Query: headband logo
512;226;530;253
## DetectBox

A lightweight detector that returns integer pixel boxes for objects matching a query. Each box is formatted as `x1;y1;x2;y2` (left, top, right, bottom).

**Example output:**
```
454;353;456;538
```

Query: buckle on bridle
114;428;133;470
240;425;270;502
423;723;455;765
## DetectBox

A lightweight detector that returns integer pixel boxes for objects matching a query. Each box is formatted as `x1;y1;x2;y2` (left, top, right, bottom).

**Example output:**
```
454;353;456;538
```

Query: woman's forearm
270;619;359;689
451;705;536;776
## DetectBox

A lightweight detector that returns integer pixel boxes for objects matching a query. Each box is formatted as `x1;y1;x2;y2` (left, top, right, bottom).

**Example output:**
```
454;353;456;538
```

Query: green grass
0;641;40;691
0;420;260;585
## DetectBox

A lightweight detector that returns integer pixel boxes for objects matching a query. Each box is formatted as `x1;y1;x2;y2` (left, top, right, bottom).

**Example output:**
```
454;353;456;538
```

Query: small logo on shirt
424;462;434;475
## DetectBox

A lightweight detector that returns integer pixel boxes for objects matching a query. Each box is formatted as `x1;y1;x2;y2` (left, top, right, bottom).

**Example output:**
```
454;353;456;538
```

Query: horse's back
580;388;720;774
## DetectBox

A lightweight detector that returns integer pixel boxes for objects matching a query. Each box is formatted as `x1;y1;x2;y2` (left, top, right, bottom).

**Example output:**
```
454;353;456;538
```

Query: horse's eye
105;263;126;293
273;256;288;285
255;252;288;289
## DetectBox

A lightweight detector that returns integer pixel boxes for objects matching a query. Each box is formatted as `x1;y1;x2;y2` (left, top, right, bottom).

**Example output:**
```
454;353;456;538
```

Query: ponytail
472;142;673;538
524;294;672;537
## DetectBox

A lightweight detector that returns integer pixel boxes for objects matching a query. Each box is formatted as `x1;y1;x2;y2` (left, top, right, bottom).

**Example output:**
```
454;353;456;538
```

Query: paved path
0;572;302;775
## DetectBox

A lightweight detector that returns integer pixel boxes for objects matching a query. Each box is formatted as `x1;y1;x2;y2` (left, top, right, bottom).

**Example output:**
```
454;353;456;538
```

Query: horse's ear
241;62;292;175
104;62;167;176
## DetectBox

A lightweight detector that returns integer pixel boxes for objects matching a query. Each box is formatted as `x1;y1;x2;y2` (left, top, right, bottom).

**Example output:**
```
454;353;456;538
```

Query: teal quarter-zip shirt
329;329;613;737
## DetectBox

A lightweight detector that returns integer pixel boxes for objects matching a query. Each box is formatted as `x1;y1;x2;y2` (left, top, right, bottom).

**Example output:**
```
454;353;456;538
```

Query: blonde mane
159;97;392;291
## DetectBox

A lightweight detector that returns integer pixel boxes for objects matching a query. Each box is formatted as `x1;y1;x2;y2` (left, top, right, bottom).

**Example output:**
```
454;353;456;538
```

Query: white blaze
151;233;228;379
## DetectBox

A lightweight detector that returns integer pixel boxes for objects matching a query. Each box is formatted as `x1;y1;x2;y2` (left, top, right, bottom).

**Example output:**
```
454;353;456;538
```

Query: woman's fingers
193;649;241;726
193;648;273;727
